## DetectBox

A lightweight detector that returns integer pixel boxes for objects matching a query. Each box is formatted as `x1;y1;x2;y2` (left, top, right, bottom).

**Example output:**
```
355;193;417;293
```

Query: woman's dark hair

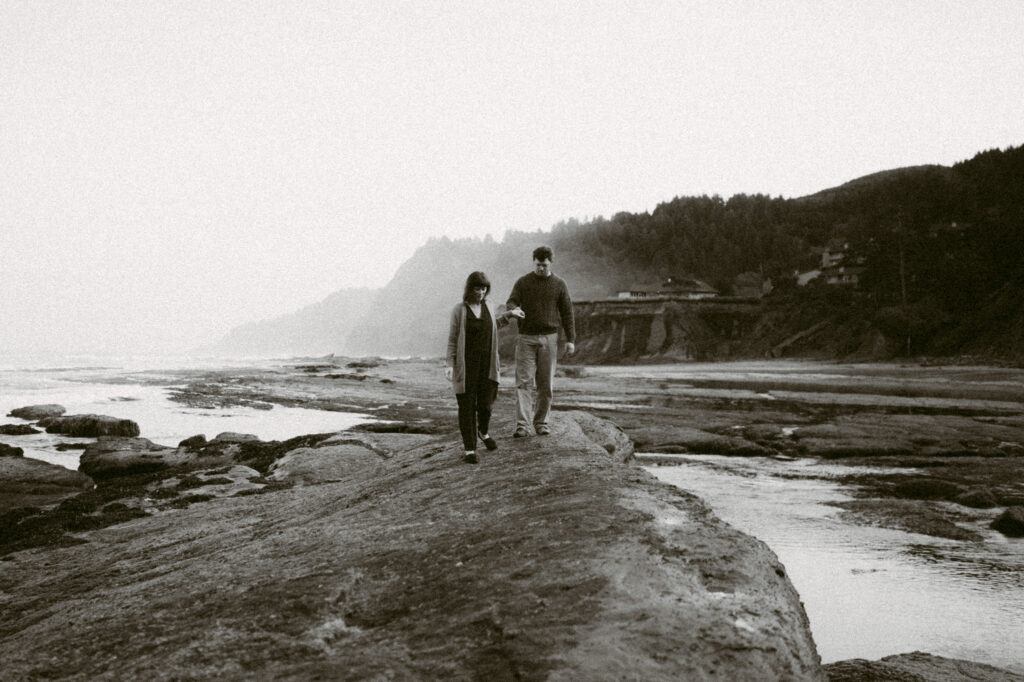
463;271;491;302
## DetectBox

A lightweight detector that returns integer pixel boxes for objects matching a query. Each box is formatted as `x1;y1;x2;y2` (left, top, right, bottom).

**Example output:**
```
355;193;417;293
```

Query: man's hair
533;245;553;262
463;271;491;302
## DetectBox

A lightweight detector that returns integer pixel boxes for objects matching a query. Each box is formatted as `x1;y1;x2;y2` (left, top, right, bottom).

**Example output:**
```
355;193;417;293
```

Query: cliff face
0;411;823;680
570;298;766;363
563;295;916;365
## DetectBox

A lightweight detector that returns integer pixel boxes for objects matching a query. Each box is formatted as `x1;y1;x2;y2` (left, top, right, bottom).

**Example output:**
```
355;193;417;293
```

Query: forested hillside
217;144;1024;363
345;144;1024;361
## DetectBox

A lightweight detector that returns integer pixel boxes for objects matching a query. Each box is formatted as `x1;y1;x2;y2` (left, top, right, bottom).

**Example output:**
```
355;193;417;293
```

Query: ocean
0;354;374;469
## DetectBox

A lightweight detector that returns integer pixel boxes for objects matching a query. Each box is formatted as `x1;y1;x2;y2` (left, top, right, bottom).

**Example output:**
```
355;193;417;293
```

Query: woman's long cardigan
446;300;507;395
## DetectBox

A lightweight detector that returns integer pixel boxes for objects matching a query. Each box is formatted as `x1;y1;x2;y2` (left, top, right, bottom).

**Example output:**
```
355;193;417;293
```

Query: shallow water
646;455;1024;672
0;364;374;469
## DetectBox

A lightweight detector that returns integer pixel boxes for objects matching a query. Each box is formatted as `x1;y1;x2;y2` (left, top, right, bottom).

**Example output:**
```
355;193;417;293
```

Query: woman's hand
506;307;525;320
444;366;453;381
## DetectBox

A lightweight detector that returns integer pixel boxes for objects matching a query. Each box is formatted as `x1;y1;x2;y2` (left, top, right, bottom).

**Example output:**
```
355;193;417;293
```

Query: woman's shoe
463;450;478;464
479;433;498;450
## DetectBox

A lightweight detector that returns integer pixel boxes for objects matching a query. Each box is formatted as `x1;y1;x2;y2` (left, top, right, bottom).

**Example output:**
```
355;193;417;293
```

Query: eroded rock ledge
0;411;822;680
824;651;1024;681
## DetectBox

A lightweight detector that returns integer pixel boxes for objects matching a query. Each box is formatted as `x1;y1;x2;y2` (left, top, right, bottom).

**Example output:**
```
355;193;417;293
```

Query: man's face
533;258;552;277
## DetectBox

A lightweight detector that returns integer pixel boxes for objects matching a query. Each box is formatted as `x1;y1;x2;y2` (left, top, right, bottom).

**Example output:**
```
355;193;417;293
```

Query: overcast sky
2;0;1022;357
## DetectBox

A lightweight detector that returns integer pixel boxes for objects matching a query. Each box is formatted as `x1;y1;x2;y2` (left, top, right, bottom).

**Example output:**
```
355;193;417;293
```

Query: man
505;245;576;437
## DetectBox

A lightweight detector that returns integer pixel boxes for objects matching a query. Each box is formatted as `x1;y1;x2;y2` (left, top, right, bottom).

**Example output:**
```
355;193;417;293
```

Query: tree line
347;144;1024;360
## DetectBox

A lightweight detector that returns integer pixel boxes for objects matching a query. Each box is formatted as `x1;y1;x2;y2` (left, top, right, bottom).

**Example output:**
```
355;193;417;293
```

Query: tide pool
646;455;1024;673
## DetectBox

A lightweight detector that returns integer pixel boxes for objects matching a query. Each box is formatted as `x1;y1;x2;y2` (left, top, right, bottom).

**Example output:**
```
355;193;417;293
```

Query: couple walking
445;246;576;464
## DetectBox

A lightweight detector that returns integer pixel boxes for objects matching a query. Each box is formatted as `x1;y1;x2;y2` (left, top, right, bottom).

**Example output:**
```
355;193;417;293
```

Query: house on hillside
796;268;822;286
798;239;864;286
821;238;848;269
822;264;864;286
732;271;772;298
617;276;718;300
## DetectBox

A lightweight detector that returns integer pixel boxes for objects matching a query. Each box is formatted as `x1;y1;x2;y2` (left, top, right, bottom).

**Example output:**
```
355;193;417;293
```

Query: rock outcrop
0;424;42;435
267;442;386;485
0;456;94;512
178;434;208;449
7;404;66;420
149;465;265;501
990;506;1024;537
0;443;25;457
573;298;764;362
38;414;141;438
78;437;235;479
824;651;1024;681
562;409;635;461
78;438;188;479
0;412;823;680
210;432;259;444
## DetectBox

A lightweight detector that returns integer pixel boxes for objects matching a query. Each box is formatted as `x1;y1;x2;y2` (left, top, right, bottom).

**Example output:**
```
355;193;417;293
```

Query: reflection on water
646;455;1024;672
1;367;375;469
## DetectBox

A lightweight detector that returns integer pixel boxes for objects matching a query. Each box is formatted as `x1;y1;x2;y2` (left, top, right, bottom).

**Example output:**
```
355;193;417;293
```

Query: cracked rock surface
0;410;822;680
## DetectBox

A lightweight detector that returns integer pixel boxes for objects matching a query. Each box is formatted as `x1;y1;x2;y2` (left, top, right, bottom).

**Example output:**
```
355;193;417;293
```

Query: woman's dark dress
457;303;498;450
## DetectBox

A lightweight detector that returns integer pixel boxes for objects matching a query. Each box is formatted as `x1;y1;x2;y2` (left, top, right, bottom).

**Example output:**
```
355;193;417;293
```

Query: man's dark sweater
506;273;575;342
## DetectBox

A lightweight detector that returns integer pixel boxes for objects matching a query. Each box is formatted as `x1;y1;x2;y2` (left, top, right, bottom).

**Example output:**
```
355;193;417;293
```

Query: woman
445;271;524;463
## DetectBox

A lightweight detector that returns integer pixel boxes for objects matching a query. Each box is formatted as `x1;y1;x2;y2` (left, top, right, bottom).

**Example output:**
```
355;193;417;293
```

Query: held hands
444;366;453;381
565;342;575;356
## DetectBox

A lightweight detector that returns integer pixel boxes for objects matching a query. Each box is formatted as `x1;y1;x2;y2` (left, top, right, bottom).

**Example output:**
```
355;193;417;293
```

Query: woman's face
470;286;487;302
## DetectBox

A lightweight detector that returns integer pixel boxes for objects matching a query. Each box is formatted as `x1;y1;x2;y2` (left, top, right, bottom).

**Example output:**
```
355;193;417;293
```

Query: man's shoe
513;427;529;438
480;434;498;450
463;450;478;464
535;424;551;436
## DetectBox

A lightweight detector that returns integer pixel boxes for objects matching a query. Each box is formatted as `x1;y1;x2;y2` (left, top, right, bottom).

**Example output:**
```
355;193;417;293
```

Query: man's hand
444;367;453;381
565;342;575;355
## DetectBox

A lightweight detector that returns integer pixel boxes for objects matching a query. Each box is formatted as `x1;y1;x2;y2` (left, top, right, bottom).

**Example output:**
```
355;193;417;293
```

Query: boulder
561;409;634;462
38;414;141;438
79;436;241;480
742;424;790;442
267;443;385;485
990;506;1024;537
7;404;66;420
956;488;999;509
79;438;185;479
179;434;208;449
1;443;25;457
211;432;260;444
0;456;94;512
0;424;42;435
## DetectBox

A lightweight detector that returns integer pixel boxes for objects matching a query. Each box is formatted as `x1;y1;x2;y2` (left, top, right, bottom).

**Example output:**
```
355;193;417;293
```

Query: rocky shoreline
2;357;1023;679
562;362;1024;542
